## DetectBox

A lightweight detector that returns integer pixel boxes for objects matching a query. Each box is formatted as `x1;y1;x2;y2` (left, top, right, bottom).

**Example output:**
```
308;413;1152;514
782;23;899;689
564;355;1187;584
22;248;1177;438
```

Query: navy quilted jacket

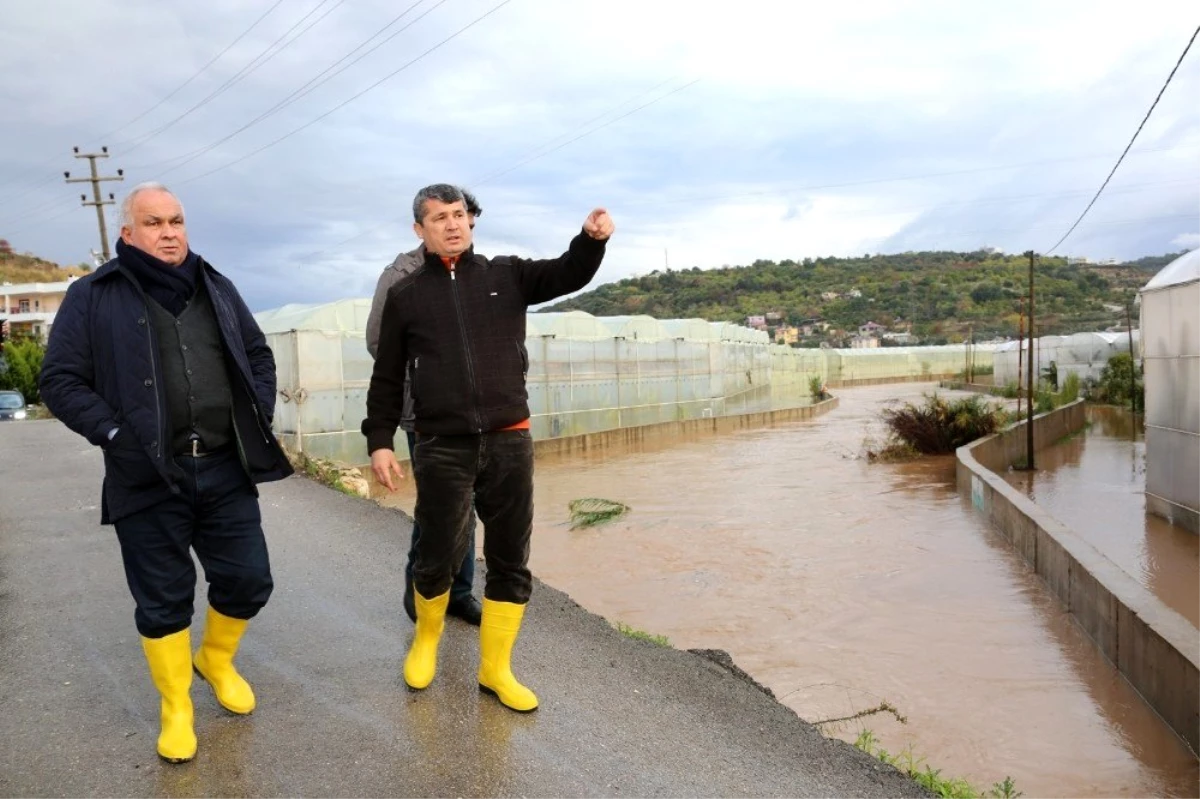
40;256;293;523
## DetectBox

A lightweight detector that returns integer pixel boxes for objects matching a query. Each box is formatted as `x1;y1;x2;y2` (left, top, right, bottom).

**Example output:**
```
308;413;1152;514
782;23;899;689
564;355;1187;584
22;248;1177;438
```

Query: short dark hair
461;188;482;218
412;183;465;223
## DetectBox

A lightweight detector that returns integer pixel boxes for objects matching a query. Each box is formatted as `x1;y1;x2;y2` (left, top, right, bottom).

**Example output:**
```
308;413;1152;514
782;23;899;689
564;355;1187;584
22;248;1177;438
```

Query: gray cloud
1;0;1196;311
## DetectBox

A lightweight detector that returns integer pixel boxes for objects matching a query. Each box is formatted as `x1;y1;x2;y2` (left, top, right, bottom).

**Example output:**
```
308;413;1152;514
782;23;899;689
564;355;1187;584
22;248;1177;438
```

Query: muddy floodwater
380;384;1199;797
1004;405;1199;629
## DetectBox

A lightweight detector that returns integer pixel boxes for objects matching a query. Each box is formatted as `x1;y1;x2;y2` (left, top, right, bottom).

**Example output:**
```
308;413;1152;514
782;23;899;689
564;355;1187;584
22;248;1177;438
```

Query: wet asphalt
0;419;926;798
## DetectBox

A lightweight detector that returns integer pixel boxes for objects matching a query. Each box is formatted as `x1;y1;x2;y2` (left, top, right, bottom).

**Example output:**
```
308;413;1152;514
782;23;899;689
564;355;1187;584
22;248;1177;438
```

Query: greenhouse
1140;249;1200;533
661;318;720;342
525;310;612;340
253;302;1000;466
595;314;671;341
992;331;1139;388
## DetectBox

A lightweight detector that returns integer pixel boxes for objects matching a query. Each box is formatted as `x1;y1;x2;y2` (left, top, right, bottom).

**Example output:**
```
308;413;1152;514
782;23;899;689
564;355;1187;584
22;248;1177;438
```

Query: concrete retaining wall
937;381;1009;397
378;397;839;469
957;402;1199;754
827;373;957;389
531;396;838;460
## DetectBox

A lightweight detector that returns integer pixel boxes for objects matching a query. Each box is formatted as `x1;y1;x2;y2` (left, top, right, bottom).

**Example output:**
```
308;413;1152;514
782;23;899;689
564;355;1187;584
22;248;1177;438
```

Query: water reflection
1004;406;1199;628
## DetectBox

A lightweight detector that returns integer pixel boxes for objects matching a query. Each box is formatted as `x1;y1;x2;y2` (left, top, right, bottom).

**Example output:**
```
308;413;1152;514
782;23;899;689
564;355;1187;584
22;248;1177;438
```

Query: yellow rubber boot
404;589;450;690
478;599;538;712
194;607;256;714
141;629;197;763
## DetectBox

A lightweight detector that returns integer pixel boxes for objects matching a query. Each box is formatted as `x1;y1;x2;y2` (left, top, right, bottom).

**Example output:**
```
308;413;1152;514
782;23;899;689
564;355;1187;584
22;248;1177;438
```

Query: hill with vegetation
542;249;1186;344
0;241;91;284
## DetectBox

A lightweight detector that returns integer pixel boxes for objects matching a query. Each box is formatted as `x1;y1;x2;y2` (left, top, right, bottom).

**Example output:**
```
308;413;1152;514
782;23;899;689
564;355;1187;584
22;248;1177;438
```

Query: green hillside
543;249;1183;344
0;243;91;284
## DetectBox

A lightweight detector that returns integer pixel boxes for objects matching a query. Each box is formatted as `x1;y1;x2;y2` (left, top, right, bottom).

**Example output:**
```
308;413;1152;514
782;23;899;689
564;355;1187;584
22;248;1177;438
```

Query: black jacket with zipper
39;256;293;524
363;230;606;451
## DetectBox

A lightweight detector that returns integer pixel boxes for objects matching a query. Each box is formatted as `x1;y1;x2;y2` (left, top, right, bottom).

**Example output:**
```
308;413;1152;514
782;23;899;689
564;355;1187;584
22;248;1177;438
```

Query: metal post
1025;251;1036;469
1017;297;1024;424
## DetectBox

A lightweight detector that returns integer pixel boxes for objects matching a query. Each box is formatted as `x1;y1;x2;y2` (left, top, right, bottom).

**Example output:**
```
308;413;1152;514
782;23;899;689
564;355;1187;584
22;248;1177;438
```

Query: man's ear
412;221;424;241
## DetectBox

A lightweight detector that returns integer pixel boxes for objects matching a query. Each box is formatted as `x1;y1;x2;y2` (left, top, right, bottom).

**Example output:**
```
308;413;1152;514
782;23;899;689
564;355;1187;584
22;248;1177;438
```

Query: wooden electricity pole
65;146;123;263
1016;297;1024;424
1024;250;1036;470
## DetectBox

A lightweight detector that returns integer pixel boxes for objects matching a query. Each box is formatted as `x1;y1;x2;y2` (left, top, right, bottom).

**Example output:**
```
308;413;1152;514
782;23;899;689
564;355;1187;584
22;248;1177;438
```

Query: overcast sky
1;0;1197;311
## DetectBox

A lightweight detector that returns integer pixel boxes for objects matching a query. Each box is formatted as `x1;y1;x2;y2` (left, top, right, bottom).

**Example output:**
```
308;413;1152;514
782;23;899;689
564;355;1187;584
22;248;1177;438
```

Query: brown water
380;384;1199;797
1004;406;1200;629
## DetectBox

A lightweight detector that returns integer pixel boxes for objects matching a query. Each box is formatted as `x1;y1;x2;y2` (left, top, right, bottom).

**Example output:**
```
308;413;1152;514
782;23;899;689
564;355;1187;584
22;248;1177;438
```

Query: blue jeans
406;431;476;602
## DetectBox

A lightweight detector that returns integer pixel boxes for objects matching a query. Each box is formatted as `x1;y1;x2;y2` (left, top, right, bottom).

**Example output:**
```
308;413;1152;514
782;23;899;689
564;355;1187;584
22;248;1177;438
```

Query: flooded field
1004;405;1199;629
380;384;1199;797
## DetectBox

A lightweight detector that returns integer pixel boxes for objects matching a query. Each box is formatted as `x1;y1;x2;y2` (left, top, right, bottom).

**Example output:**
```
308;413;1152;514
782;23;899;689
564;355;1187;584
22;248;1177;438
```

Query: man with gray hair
363;183;614;712
40;182;292;763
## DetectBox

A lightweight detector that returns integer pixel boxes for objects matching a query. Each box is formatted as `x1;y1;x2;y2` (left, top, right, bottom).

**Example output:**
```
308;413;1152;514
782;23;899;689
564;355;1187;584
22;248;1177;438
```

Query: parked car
0;390;27;421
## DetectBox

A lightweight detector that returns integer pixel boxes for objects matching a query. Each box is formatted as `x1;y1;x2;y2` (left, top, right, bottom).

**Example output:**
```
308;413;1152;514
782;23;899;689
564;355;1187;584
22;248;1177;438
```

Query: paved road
0;419;925;797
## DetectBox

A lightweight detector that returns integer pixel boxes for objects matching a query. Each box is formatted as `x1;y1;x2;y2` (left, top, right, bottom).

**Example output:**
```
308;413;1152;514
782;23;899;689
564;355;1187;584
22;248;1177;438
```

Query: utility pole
1016;296;1024;425
967;324;974;383
65;146;123;263
1126;300;1137;415
1025;250;1036;470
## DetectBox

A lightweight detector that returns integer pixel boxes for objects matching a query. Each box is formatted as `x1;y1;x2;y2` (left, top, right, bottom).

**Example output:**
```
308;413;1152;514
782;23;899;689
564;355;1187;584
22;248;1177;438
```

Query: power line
173;0;515;188
470;78;702;188
295;75;702;258
295;146;1194;264
98;0;289;144
3;204;82;238
1045;24;1199;254
0;195;80;229
116;0;347;156
465;75;688;186
149;0;438;178
645;146;1192;209
0;0;287;197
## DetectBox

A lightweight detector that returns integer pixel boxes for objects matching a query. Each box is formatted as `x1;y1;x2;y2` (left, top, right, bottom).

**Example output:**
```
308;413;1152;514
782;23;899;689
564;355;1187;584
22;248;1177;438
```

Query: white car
0;390;27;421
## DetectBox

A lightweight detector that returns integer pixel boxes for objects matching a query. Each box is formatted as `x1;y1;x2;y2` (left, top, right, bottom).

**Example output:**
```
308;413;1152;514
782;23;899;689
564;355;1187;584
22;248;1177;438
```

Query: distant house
820;291;839;301
847;288;863;298
850;335;879;349
882;331;917;345
858;321;886;337
774;326;799;346
1;279;76;342
765;311;783;322
745;314;767;329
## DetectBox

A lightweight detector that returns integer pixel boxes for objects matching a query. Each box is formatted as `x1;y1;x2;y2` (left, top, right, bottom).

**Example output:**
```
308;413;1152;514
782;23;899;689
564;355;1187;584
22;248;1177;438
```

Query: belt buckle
192;439;199;457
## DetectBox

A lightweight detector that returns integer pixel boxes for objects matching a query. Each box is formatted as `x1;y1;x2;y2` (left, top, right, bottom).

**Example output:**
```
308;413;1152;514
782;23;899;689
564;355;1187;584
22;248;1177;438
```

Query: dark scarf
116;239;201;317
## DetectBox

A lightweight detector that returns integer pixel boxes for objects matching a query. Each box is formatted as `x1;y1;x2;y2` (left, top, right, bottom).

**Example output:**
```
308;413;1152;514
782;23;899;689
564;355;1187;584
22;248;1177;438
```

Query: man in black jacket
364;183;613;711
365;188;484;628
40;182;293;764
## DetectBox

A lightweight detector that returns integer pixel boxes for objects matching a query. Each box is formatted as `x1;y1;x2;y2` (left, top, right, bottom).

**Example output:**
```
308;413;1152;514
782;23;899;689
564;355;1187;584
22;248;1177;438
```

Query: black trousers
405;431;476;603
411;430;534;604
113;449;273;638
